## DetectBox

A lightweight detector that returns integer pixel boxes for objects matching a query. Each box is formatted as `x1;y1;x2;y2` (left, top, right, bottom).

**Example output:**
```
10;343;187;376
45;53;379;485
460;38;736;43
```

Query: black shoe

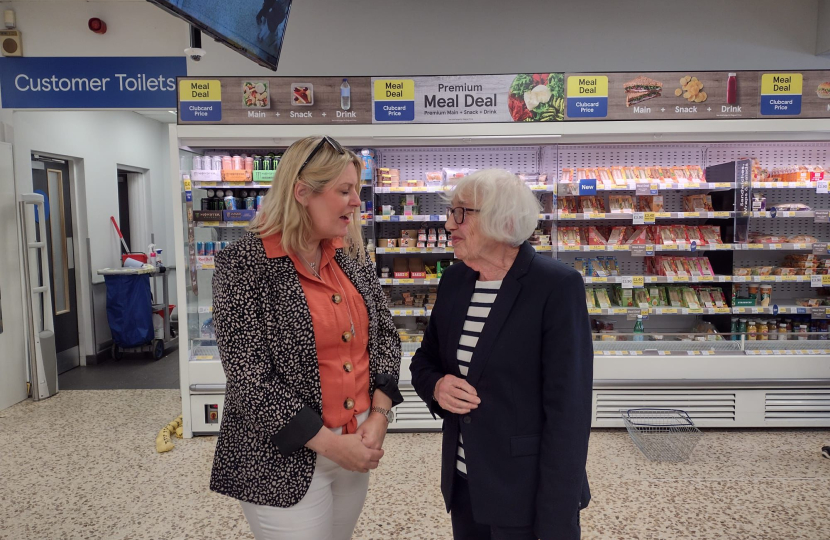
822;446;830;459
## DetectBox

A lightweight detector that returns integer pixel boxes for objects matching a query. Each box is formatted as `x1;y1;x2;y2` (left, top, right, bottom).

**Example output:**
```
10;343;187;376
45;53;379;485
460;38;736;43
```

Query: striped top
456;279;502;478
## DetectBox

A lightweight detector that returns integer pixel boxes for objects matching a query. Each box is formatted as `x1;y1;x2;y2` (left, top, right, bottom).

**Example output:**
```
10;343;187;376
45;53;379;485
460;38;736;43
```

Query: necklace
298;246;322;279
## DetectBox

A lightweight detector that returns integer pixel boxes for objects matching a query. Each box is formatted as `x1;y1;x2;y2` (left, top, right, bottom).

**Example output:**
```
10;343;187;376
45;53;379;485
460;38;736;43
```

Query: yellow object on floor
156;415;183;452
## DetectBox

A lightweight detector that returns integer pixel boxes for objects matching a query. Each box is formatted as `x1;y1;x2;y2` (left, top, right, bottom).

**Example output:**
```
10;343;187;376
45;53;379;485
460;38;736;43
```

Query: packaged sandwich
687;166;705;182
699;226;722;244
558;196;578;213
606;226;630;245
710;288;727;308
585;227;608;246
668;287;684;307
671;225;691;244
682;288;701;309
609;194;635;213
626;226;650;245
561;168;574;183
733;267;752;276
672;166;689;183
585;288;597;309
635;289;651;308
424;171;443;186
610;167;626;186
789;235;819;244
648;286;663;307
698;289;715;308
623;167;639;182
594;288;612;308
558;227;581;246
637;195;664;212
597;168;614;188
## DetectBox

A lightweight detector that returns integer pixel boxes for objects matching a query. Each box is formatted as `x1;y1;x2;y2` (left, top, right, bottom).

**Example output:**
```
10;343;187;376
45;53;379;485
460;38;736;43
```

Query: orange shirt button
341;331;352;342
344;398;355;410
332;294;342;304
343;362;353;373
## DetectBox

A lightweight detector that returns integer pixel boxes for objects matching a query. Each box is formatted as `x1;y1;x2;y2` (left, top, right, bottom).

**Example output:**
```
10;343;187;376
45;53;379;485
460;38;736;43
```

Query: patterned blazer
209;232;402;507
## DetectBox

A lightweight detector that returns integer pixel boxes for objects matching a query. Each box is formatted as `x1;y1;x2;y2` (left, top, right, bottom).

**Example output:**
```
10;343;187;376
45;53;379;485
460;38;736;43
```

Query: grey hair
446;169;541;247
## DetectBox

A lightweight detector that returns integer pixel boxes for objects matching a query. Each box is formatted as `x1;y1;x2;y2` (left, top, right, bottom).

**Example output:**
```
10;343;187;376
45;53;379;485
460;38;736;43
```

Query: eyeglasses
298;136;345;175
447;206;480;225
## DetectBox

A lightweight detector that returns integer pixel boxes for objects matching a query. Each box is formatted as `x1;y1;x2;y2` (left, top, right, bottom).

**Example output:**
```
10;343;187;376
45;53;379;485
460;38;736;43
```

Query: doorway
31;156;79;374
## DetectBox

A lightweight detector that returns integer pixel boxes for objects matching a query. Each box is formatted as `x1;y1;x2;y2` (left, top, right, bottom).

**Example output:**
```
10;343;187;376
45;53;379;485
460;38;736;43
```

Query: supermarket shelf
390;308;432;317
745;349;830;355
751;211;817;218
732;275;816;283
376;247;453;254
380;278;440;285
186;306;213;314
375;215;446;222
375;184;553;194
559;182;735;191
195;221;251;228
559;244;733;253
558;211;732;220
732;305;829;316
584;275;731;284
191;345;220;361
735;243;826;252
586;307;729;316
192;181;273;190
751;182;824;189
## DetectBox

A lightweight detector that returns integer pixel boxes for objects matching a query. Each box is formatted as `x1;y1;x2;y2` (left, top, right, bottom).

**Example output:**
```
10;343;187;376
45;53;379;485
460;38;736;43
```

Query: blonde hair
250;136;366;261
447;169;541;247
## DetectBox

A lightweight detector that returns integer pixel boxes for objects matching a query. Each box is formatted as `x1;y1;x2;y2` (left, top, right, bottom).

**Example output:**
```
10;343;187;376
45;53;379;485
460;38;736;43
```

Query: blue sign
567;97;608;118
0;57;187;109
374;101;415;122
578;179;597;195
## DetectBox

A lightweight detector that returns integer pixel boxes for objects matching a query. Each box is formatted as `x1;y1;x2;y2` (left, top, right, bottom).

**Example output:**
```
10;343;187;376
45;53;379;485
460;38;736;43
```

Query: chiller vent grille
596;391;736;422
765;391;830;421
395;386;436;423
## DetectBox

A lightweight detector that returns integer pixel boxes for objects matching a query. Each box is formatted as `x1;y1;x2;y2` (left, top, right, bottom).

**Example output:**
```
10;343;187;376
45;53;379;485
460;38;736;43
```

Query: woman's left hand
355;413;389;450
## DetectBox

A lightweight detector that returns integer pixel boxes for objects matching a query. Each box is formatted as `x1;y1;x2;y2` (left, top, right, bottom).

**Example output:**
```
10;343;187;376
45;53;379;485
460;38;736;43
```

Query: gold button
342;331;352;342
344;398;355;410
332;294;342;304
343;362;353;373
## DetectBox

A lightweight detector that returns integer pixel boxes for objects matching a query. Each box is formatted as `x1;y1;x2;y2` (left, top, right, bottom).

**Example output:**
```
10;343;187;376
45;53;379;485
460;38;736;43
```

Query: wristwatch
370;406;395;424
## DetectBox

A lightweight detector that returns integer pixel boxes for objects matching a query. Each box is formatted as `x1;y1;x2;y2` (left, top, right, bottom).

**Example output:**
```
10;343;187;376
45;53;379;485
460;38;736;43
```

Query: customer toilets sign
0;57;186;109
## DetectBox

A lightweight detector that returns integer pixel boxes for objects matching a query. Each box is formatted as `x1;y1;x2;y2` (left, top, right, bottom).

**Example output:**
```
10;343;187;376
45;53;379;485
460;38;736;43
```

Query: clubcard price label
633;211;645;225
632;276;645;288
629;244;651;257
811;275;830;287
644;212;656;224
817;180;828;194
811;307;829;320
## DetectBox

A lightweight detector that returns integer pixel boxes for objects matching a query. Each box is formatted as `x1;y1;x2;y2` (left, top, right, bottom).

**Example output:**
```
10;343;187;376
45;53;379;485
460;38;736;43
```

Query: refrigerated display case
170;121;830;437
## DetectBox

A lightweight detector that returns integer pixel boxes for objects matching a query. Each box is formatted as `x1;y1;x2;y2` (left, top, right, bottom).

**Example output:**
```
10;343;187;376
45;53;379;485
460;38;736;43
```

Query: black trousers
450;475;536;540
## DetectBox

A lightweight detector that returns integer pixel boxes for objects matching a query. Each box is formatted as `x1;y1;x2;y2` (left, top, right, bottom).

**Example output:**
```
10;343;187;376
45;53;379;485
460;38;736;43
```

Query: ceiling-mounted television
147;0;292;71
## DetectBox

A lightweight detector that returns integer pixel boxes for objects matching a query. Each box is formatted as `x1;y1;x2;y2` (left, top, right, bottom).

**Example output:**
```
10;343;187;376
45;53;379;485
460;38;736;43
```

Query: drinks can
232;155;243;170
245;197;256;210
262;156;273;170
224;195;237;210
244;157;254;171
205;241;215;256
211;155;223;170
197;241;205;256
253;156;262;170
256;195;265;210
192;155;203;170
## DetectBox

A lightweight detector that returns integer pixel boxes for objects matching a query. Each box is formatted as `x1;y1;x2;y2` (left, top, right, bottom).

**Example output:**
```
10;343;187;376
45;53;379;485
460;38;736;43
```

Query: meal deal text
760;73;802;115
373;79;415;121
179;80;222;122
566;75;608;118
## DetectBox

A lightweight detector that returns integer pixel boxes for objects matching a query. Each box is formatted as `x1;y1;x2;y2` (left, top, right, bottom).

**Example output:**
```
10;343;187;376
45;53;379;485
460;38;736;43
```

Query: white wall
1;0;829;77
10;110;173;358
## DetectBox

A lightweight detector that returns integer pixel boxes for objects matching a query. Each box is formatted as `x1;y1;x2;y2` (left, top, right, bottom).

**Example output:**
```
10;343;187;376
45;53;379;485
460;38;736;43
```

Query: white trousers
240;411;371;540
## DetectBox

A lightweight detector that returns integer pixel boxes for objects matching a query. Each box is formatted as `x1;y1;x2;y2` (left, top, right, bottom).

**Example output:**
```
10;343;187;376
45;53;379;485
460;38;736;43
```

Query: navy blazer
410;242;593;540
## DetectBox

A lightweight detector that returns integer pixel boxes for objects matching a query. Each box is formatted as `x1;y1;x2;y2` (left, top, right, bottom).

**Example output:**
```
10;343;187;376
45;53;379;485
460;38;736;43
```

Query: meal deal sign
760;73;802;115
179;80;222;122
567;75;608;118
373;79;415;121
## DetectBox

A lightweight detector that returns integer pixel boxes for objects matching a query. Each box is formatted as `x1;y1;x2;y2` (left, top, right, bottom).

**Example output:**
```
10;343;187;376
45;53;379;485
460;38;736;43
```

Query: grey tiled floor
1;389;828;540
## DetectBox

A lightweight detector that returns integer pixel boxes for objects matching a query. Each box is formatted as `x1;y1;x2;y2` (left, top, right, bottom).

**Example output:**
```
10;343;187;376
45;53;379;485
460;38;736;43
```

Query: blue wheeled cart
97;266;178;360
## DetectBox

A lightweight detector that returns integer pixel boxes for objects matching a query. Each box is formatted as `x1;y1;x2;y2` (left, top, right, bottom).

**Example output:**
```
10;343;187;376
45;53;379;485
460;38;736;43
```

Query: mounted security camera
186;25;204;61
185;47;206;61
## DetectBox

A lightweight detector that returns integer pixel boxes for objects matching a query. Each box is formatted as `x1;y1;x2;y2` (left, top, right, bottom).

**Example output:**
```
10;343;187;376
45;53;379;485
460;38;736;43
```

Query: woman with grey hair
410;169;593;540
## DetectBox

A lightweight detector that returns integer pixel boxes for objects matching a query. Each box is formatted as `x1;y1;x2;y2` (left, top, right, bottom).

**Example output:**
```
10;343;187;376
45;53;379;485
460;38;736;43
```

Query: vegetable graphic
509;73;564;122
242;81;269;108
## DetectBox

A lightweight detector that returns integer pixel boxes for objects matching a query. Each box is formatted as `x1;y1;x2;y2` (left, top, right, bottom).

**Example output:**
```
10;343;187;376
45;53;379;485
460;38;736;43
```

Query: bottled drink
633;315;644;342
203;189;215;210
341;78;351;110
726;73;737;105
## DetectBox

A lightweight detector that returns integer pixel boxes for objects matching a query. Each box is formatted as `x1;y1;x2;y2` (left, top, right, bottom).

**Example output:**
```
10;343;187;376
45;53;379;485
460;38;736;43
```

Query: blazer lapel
445;266;477;377
465;242;536;387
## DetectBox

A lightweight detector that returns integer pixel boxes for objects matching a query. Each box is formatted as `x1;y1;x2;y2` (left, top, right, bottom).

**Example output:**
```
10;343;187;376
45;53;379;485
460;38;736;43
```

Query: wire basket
621;408;703;462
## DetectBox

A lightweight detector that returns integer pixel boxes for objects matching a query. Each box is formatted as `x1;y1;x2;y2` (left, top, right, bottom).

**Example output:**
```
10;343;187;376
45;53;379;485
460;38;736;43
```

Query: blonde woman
210;136;402;540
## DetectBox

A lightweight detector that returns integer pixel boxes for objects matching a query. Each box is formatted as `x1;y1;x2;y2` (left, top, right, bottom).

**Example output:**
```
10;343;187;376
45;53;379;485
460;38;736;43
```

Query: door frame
30;152;91;366
117;165;152;253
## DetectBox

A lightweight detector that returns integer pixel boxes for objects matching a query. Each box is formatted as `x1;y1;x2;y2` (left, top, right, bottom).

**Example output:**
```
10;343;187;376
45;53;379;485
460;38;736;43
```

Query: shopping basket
621;408;702;462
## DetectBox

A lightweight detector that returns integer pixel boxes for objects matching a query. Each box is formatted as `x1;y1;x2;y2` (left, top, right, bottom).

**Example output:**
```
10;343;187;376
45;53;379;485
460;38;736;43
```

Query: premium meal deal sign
371;74;566;123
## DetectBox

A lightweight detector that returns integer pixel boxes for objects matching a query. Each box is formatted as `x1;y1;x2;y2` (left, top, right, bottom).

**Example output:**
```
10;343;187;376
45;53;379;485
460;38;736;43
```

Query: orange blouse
262;234;371;434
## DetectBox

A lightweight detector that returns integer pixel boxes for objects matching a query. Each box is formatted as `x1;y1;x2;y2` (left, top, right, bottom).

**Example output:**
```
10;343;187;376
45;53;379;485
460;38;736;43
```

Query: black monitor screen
148;0;292;71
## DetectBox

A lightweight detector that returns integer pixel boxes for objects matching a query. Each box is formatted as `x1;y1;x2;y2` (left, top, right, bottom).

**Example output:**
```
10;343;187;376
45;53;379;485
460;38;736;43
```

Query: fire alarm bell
0;29;21;56
88;18;107;34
